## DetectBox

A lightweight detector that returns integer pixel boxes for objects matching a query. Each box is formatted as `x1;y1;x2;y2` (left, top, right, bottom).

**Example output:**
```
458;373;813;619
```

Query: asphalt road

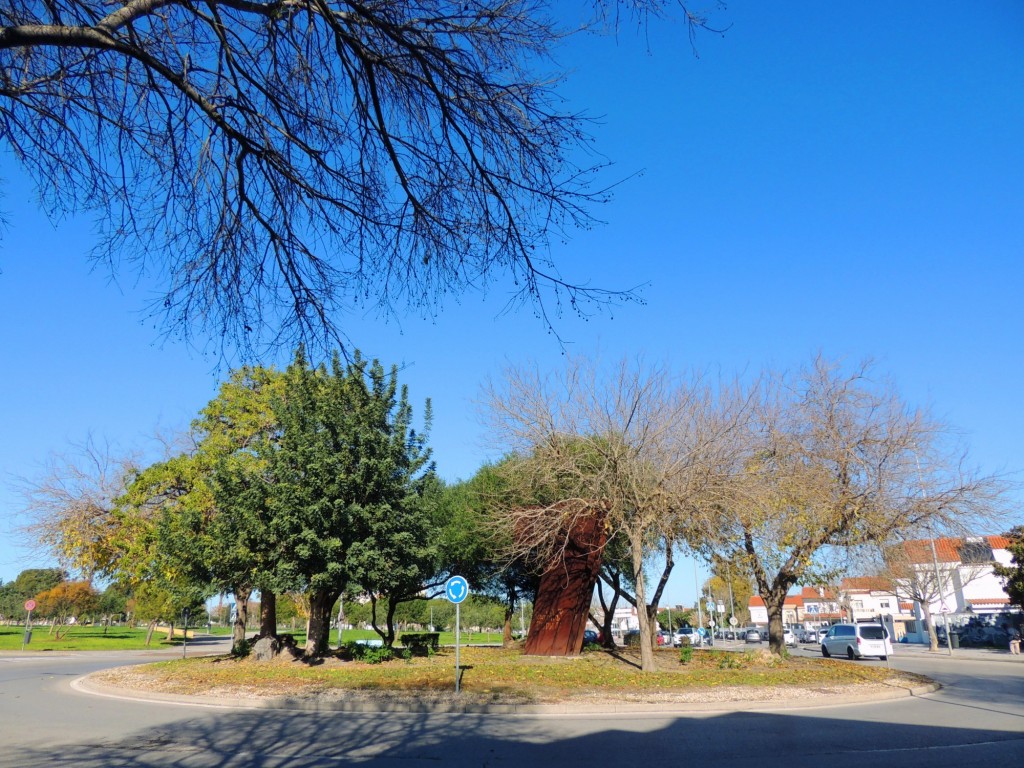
1;640;1021;768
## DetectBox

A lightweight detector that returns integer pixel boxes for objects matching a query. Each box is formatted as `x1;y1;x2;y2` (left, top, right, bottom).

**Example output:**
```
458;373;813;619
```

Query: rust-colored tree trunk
525;513;607;656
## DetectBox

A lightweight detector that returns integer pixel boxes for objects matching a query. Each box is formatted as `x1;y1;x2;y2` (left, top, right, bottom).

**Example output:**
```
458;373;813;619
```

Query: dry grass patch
93;646;926;706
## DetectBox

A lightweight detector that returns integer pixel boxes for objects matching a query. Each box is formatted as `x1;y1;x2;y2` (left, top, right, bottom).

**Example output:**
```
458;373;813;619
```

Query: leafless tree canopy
482;355;744;670
0;0;721;353
15;436;139;579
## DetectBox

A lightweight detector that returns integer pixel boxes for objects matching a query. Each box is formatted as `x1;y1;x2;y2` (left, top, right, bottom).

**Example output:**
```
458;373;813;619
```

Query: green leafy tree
1;569;67;622
263;347;433;656
114;365;287;654
434;467;539;647
994;526;1024;613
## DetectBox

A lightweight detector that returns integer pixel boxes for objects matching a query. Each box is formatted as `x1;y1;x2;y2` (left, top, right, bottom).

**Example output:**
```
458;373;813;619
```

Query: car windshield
860;627;886;640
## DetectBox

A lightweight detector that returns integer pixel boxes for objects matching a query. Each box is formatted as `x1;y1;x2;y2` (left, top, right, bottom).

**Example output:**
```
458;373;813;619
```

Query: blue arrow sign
446;575;469;604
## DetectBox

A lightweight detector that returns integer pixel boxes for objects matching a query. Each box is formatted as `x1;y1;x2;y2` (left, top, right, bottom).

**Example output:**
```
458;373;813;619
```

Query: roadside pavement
889;641;1023;663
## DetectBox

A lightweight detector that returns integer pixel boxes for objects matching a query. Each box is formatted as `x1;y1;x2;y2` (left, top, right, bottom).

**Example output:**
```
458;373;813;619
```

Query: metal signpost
22;599;36;650
182;608;191;659
445;576;469;694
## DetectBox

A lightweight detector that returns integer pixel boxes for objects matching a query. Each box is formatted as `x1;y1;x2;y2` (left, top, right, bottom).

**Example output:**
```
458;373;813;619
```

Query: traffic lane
0;642;232;750
788;643;1024;718
4;702;1024;768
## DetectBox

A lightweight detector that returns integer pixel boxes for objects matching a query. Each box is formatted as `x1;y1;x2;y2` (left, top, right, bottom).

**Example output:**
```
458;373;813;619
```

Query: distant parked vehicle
583;629;599;645
675;627;703;647
783;628;797;647
744;628;762;643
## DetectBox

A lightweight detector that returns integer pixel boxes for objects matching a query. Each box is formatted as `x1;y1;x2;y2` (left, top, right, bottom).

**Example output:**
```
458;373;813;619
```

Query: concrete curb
71;673;941;716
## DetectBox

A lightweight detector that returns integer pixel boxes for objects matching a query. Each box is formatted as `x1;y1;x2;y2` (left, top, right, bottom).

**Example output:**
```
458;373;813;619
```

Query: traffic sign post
445;576;469;694
182;608;191;659
22;599;36;650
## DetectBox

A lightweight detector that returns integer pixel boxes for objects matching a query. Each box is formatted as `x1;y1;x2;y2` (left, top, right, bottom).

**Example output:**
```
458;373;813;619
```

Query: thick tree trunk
232;586;252;654
631;536;656;672
259;591;277;637
763;579;795;655
305;588;339;657
766;602;785;655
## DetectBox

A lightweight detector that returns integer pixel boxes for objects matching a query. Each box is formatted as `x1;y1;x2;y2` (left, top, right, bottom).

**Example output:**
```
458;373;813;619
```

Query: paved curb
71;674;941;715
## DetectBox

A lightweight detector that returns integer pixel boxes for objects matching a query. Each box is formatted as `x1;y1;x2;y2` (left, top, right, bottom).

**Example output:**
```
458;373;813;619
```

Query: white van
820;623;892;660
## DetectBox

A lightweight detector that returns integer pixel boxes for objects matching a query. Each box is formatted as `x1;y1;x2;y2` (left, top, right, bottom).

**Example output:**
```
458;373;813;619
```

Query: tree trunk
145;620;156;646
761;577;796;656
259;591;277;637
503;609;514;647
922;603;939;651
766;599;785;655
596;571;623;649
385;600;398;648
305;588;339;657
630;535;656;672
232;586;252;654
168;621;175;642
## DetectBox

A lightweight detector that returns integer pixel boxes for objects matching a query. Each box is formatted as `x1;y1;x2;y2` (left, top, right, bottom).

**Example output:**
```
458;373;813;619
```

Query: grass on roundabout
91;643;918;706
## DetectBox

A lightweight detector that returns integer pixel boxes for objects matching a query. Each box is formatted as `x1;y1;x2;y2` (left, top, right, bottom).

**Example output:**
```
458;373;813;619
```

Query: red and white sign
24;599;36;612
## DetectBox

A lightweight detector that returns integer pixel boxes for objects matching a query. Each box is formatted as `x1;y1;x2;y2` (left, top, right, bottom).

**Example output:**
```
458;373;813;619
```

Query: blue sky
1;2;1021;607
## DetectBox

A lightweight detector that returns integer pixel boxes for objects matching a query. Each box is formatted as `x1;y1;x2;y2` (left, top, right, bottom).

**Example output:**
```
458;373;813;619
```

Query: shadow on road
7;698;1024;768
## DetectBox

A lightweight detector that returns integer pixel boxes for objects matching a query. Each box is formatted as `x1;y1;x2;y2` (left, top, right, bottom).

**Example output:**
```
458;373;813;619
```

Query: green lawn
0;624;505;652
0;624;193;651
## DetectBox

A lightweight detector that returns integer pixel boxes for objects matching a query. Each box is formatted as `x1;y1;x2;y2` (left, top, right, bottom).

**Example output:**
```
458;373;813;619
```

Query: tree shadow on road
8;690;1024;768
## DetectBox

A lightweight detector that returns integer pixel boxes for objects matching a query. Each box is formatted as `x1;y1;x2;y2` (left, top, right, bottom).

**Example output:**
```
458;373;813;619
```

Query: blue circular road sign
445;575;470;604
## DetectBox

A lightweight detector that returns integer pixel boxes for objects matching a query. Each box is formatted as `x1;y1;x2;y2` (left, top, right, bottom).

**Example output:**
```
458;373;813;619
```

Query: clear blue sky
1;2;1021;608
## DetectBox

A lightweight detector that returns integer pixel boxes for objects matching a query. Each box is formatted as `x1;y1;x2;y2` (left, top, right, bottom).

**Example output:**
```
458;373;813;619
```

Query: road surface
1;640;1021;767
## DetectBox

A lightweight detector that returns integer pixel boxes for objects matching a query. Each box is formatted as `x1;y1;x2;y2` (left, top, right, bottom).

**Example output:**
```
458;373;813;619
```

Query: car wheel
821;644;830;658
847;646;856;660
880;655;888;661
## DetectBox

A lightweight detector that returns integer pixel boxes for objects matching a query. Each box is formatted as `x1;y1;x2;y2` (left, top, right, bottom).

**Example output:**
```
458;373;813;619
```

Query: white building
888;535;1017;643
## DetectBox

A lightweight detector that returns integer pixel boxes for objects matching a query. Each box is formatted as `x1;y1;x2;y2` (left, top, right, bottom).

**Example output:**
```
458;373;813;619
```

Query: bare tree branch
0;0;730;355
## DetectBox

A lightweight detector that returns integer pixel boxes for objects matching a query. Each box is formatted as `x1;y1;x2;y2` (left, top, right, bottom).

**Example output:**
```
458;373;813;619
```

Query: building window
878;600;890;610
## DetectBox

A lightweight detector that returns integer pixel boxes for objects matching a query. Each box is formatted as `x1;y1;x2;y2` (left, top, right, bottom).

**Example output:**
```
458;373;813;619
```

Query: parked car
820;623;892;660
783;628;797;647
583;629;599;645
675;627;703;647
744;628;762;643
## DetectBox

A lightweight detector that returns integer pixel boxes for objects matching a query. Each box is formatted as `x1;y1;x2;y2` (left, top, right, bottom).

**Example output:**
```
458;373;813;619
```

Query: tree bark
144;619;156;647
922;603;939;651
765;594;786;655
259;590;277;637
232;586;252;654
305;588;339;657
596;570;624;650
631;535;656;672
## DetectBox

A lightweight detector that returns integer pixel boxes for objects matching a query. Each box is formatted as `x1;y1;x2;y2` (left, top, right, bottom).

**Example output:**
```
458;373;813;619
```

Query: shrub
679;645;694;664
231;639;252;658
399;632;440;657
339;640;409;664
